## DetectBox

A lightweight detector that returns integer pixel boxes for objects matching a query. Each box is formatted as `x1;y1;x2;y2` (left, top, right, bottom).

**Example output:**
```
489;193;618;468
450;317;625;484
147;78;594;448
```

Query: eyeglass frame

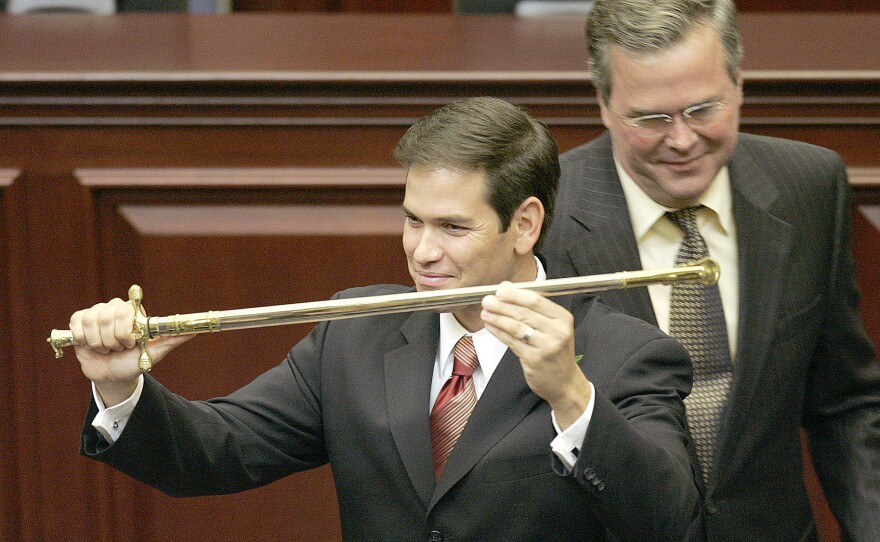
613;101;729;134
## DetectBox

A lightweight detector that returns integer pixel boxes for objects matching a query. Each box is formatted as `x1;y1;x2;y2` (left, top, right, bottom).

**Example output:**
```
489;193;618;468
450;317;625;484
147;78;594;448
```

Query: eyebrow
401;205;472;225
627;108;666;118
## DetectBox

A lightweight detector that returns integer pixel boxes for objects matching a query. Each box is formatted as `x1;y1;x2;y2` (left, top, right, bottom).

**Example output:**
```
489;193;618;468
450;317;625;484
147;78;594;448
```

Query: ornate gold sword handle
128;285;153;373
47;329;76;358
47;285;153;372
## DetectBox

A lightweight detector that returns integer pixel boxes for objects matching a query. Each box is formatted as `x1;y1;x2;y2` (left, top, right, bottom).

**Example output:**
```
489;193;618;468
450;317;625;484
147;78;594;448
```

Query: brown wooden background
231;0;880;12
0;11;878;542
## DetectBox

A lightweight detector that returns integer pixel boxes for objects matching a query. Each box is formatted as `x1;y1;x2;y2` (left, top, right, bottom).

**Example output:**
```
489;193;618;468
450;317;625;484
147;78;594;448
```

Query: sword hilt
48;285;153;372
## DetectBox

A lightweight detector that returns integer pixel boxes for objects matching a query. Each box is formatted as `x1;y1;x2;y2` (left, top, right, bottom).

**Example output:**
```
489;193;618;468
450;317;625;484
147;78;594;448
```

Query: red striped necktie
430;335;479;479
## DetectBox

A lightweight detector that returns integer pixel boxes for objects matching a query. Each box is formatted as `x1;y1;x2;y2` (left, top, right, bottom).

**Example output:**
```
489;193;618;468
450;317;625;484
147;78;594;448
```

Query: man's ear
513;196;544;255
597;92;613;131
735;68;744;102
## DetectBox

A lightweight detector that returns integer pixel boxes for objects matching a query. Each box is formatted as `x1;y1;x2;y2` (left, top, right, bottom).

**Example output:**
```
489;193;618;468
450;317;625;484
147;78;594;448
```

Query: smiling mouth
415;272;453;288
665;156;699;165
661;156;704;170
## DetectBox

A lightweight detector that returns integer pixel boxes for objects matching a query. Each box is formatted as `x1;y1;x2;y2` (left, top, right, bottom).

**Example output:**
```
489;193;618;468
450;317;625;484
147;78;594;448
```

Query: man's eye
406;216;422;226
688;106;712;119
632;114;671;129
687;105;715;120
684;102;725;123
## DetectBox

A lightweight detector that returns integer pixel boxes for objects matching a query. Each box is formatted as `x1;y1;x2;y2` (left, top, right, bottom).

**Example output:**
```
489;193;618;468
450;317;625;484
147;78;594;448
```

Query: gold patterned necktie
667;206;733;485
430;335;479;479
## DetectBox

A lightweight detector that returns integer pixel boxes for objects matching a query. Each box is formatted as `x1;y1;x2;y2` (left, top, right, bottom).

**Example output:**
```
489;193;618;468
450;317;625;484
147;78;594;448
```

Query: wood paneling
737;0;878;12
231;0;879;12
0;170;21;542
79;167;411;541
234;0;341;10
0;13;876;542
233;0;450;11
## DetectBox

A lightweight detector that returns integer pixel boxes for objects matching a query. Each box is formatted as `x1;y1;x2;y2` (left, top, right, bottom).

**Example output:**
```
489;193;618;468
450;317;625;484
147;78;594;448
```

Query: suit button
428;530;443;542
705;498;719;515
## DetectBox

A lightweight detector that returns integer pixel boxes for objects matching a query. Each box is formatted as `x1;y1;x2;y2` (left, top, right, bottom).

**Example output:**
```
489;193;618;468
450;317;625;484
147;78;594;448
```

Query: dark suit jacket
541;132;880;541
81;288;702;541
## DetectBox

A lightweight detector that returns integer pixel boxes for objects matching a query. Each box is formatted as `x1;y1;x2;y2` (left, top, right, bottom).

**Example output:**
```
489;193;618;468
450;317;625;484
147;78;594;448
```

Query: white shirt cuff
550;381;596;473
91;374;144;444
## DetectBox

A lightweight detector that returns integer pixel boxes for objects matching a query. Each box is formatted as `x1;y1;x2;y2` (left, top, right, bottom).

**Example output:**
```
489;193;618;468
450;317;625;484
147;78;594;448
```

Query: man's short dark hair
394;97;560;249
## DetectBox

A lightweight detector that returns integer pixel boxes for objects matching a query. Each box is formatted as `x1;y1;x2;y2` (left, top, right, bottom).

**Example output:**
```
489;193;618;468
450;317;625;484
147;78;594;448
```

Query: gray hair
586;0;743;101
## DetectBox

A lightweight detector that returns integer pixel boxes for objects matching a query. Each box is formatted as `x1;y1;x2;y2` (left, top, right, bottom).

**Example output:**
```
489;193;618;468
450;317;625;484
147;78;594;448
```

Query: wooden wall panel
79;167;410;542
234;0;340;10
736;0;878;11
231;0;879;12
0;170;21;542
235;0;452;11
852;170;880;352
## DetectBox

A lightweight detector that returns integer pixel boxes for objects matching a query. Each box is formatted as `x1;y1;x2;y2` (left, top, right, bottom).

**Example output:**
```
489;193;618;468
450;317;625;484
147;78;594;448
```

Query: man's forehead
404;167;488;196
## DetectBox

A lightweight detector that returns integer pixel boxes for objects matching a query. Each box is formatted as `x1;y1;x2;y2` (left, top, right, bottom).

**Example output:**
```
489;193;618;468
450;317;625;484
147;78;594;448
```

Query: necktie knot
666;206;708;265
452;335;478;376
666;205;703;239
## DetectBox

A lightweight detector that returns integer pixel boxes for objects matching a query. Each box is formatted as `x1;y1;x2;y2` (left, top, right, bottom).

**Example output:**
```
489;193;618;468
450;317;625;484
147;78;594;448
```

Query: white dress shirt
431;257;595;471
616;158;740;359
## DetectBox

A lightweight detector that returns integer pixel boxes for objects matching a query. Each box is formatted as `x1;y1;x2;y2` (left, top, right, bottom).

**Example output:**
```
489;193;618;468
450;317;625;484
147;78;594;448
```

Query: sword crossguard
128;285;153;373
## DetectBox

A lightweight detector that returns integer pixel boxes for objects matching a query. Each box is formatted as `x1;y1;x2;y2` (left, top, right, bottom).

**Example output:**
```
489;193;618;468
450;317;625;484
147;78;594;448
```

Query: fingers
148;334;195;362
520;325;536;344
480;283;571;348
70;298;137;354
481;284;582;406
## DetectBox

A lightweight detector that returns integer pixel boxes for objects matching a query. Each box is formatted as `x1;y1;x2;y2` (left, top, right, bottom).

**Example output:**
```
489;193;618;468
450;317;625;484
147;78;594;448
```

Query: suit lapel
561;135;657;325
711;143;792;486
385;311;440;508
428;347;542;510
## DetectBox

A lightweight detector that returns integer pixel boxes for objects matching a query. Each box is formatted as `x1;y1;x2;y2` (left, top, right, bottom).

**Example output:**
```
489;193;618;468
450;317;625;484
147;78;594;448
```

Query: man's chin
654;175;714;205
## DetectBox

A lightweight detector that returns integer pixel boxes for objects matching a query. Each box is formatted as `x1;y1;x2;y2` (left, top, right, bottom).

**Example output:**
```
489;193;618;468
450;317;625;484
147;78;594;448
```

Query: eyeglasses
617;101;728;134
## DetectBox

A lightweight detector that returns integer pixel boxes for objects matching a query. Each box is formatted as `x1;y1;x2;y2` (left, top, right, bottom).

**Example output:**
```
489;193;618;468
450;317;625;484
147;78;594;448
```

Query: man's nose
412;227;443;263
664;115;699;151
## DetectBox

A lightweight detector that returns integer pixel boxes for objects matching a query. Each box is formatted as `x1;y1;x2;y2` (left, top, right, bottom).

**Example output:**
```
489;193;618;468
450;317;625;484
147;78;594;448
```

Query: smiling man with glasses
540;0;880;541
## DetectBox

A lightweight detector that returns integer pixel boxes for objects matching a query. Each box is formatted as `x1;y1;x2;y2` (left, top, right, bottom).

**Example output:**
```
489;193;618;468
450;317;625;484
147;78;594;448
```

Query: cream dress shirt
615;158;740;359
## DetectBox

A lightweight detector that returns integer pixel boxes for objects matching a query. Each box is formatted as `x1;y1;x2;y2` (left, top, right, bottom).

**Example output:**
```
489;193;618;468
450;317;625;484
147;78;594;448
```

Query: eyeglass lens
628;102;724;131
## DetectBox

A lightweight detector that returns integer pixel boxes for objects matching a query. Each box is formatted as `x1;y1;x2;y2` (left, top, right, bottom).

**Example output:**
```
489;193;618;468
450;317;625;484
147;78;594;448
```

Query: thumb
144;334;196;368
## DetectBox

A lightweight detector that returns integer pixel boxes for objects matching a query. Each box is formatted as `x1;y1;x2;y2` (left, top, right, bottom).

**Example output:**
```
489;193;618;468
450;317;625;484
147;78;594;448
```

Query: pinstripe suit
541;132;880;541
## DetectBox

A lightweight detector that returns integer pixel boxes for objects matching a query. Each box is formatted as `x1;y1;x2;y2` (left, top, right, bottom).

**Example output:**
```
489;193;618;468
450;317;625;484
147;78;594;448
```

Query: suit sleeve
803;159;880;541
80;318;333;498
565;305;704;542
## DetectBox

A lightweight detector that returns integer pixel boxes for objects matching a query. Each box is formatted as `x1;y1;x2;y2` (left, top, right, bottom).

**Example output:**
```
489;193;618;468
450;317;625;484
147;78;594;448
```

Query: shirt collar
614;156;734;238
438;256;546;375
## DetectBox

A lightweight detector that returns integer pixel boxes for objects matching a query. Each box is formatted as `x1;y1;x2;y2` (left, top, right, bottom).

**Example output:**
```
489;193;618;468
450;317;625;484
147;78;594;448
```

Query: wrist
95;380;139;408
550;373;591;430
